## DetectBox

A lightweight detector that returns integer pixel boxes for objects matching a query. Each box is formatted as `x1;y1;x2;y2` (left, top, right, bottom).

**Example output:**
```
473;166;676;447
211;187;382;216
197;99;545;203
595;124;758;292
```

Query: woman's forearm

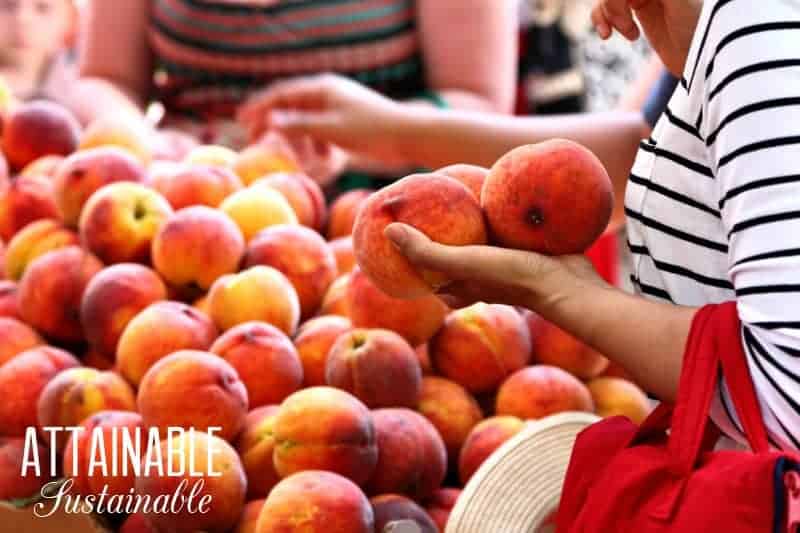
66;77;145;126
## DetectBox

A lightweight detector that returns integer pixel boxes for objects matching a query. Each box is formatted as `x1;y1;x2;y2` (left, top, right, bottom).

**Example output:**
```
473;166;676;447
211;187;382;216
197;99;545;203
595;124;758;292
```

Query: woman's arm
68;0;153;125
415;0;518;113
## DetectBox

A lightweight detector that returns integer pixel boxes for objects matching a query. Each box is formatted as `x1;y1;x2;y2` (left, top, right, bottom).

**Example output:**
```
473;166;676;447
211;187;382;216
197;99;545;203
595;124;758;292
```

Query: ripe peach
1;100;80;170
496;365;594;420
152;206;245;291
293;315;352;387
235;499;266;533
19;154;63;179
587;377;651;424
81;264;168;356
152;164;242;210
0;175;60;241
184;144;238;167
371;495;438;533
0;154;7;189
4;219;79;280
220;185;298;242
116;301;218;386
53;147;148;227
0;346;79;437
0;437;53;500
458;416;525;485
0;280;19;318
424;488;461;532
326;329;422;409
233;140;300;186
193;294;211;315
207;266;300;335
367;408;447;500
244;224;337;318
482;140;613;254
0;317;43;366
330;236;356;274
18;246;103;342
348;267;448;347
430;303;531;393
136;431;247;533
437;163;488;200
62;410;143;495
526;312;609;379
210;322;303;407
327;189;372;239
79;182;173;264
273;387;378;485
353;173;487;298
255;172;326;231
37;368;136;450
417;377;484;461
137;350;248;441
319;274;351;318
235;406;281;499
79;115;153;166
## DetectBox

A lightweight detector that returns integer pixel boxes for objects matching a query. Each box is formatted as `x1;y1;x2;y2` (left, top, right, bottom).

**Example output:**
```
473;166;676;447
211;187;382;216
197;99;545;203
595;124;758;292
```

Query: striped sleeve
701;0;800;450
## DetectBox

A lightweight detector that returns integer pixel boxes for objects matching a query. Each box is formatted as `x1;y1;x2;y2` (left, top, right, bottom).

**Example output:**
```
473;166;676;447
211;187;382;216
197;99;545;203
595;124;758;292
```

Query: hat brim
445;411;600;533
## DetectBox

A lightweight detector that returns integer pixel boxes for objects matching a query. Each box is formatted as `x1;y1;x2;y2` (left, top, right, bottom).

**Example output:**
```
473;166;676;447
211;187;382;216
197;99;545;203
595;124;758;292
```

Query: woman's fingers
591;5;612;39
593;0;642;41
237;75;333;125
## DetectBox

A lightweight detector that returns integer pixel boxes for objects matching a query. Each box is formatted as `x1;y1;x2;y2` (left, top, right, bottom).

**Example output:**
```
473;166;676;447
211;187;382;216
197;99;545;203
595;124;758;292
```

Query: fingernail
270;110;290;128
384;223;408;248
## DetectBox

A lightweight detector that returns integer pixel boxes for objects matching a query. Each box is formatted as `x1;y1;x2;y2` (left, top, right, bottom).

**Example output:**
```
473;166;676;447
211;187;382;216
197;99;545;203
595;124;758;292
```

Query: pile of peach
0;99;649;533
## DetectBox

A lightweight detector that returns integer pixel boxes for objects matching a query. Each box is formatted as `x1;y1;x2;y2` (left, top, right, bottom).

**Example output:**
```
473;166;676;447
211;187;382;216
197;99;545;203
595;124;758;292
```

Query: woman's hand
237;74;410;166
591;0;702;76
384;223;609;310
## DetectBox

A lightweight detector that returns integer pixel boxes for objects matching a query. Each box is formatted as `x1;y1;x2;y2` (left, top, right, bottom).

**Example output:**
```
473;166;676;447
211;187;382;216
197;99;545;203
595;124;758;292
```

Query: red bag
556;302;800;532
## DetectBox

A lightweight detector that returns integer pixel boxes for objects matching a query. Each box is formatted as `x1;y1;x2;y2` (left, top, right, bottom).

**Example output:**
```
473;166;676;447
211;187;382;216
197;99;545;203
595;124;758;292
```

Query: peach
430;303;532;393
348;268;448;347
255;172;326;230
417;377;483;461
116;301;218;386
18;246;103;342
184;144;238;167
220;185;298;241
152;206;245;292
53;147;148;227
19;154;64;179
0;437;53;500
120;513;158;533
235;499;266;533
0;154;7;189
330;236;356;274
244;225;337;318
137;350;248;441
496;365;594;420
37;368;136;450
233;140;300;186
194;294;211;315
0;346;79;437
371;495;438;533
293;315;352;387
152;164;242;210
526;312;609;379
79;115;153;166
79;182;173;264
424;488;461;532
207;266;300;335
81;264;168;356
0;317;43;366
353;173;487;298
234;406;281;499
210;322;303;407
0;175;60;241
437;163;488;200
319;274;351;317
0;280;19;318
367;408;447;500
482;140;613;254
62;410;143;495
587;377;651;424
326;329;422;409
136;431;246;533
273;387;378;485
4;219;79;280
458;416;525;485
256;471;373;533
1;100;80;170
327;189;372;239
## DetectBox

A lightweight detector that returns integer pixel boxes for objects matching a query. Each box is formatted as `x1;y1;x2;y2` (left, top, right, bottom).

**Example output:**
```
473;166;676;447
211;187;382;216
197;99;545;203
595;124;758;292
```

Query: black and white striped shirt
626;0;800;450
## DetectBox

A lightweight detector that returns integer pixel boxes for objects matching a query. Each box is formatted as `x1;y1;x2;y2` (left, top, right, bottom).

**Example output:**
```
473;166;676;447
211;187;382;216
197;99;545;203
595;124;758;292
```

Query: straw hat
445;411;600;533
